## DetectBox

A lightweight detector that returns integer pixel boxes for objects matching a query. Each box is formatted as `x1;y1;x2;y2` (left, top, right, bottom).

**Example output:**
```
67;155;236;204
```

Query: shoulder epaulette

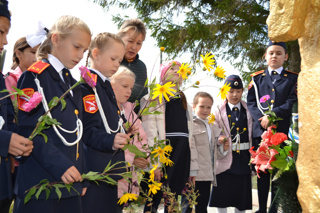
27;61;50;74
250;70;264;77
285;70;299;75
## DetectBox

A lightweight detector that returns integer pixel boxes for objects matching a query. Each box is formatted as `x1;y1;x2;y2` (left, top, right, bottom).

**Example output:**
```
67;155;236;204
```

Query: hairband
26;21;48;48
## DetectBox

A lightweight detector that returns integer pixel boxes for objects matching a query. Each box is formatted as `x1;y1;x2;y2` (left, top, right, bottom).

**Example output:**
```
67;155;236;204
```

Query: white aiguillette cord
34;78;83;146
92;87;125;134
252;76;273;115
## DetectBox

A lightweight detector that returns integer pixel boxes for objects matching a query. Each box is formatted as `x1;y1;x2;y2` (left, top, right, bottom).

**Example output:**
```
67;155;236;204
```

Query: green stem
28;81;81;140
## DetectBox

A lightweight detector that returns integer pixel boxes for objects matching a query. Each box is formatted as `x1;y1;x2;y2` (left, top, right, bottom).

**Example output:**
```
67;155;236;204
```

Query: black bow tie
62;68;72;88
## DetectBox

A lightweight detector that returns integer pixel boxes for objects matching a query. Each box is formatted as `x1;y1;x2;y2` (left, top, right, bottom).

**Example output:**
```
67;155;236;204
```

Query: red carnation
270;133;288;146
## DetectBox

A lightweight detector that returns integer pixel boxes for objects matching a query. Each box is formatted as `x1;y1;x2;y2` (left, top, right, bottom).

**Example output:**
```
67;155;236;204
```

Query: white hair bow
26;21;48;48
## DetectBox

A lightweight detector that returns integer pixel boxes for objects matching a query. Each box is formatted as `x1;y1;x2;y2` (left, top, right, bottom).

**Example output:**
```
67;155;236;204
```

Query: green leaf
65;184;71;193
135;100;140;107
149;110;162;115
61;97;66;111
122;144;147;158
48;97;59;108
192;85;199;88
39;132;48;143
11;86;25;96
144;78;149;87
0;89;10;93
271;159;288;170
35;184;47;200
148;101;157;108
45;189;50;200
55;186;62;200
24;187;37;204
140;108;150;116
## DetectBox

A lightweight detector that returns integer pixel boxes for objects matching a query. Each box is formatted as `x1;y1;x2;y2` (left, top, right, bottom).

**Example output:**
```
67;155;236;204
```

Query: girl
81;33;131;213
0;1;33;212
117;18;147;105
209;75;253;213
247;41;298;213
5;37;39;97
110;66;149;211
141;60;195;213
14;15;91;213
182;92;228;213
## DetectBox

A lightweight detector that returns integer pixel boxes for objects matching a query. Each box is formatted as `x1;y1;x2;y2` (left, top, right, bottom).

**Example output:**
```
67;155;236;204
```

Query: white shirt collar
48;54;65;74
268;66;283;76
228;102;241;111
90;68;110;82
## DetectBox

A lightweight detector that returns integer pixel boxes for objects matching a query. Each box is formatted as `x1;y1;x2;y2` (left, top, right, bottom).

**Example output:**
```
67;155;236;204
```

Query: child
182;92;228;213
14;15;91;213
141;60;195;213
247;41;298;213
0;1;33;212
81;32;131;213
5;37;39;97
209;75;253;213
117;18;147;105
110;66;149;210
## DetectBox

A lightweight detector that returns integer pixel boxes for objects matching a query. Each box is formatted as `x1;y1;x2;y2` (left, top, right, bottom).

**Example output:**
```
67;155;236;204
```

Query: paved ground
125;189;271;212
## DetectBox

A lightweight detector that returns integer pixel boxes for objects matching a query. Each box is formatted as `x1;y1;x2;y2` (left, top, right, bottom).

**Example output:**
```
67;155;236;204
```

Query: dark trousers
182;181;211;213
0;198;12;213
13;196;82;213
253;137;278;213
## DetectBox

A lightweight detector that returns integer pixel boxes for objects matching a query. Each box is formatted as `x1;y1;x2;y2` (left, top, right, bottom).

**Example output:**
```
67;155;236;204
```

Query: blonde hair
11;37;30;70
37;15;91;60
110;66;136;84
117;18;146;40
193;92;213;106
86;32;124;66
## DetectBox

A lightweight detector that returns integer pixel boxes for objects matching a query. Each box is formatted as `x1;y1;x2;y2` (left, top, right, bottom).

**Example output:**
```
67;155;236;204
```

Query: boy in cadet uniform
0;1;33;211
247;41;298;213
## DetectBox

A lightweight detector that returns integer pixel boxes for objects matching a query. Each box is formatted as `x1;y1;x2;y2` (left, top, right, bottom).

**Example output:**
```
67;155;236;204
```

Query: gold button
262;73;266;76
272;89;275;91
5;157;8;162
66;72;69;76
74;109;79;115
76;131;78;136
273;71;277;75
284;74;288;77
235;108;238;111
118;110;120;115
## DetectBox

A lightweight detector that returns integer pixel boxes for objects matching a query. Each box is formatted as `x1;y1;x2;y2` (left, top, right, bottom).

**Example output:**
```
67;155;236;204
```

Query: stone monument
267;0;320;212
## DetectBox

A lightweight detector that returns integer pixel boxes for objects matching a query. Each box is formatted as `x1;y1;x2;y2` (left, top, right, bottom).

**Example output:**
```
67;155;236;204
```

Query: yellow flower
163;158;174;167
151;147;166;161
163;145;173;154
218;82;231;100
228;115;231;118
232;122;235;126
149;164;158;182
117;193;138;205
177;63;191;80
187;71;192;75
243;128;247;131
208;113;215;124
200;52;215;71
195;81;200;85
160;47;165;52
214;66;226;79
152;82;176;104
148;181;162;195
236;127;240;131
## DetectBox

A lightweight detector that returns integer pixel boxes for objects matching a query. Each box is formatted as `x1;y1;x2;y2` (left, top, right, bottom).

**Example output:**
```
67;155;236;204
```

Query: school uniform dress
140;94;195;213
165;98;190;194
209;102;252;211
247;67;298;213
13;55;87;213
0;72;17;212
81;69;126;213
